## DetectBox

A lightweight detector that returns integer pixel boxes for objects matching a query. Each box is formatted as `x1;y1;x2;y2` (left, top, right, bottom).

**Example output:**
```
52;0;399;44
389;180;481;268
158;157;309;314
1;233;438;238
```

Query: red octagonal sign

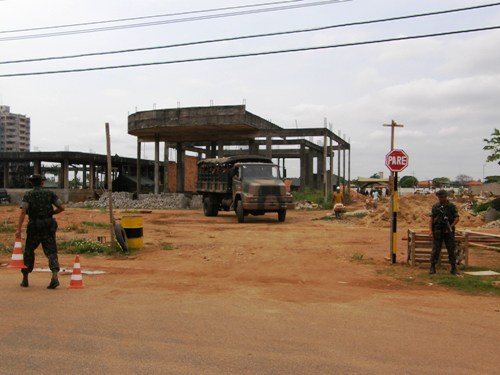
385;149;409;172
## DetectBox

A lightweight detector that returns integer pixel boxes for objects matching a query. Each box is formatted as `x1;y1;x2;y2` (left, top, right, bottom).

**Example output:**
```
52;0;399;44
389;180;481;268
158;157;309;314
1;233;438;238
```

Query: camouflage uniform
20;187;63;274
430;201;459;267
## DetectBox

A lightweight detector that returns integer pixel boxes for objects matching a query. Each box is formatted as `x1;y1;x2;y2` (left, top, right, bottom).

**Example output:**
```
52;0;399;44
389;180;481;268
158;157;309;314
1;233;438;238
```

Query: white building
0;105;30;152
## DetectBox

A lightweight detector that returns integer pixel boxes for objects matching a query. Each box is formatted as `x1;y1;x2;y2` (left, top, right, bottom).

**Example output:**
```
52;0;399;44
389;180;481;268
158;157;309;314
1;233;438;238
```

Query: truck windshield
241;164;280;179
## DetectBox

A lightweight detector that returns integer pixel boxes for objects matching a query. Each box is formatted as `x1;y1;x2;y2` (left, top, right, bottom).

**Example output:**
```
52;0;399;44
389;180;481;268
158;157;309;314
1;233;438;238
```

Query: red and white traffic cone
8;237;26;269
68;255;85;289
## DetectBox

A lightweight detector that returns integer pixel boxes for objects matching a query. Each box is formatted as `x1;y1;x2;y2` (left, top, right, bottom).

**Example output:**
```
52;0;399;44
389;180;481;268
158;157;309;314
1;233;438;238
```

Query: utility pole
383;120;404;263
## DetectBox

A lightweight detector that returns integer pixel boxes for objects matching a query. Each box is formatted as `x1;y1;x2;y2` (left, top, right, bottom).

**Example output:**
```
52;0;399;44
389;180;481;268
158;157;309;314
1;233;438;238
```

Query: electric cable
0;0;313;34
1;2;498;65
0;0;350;41
1;25;498;78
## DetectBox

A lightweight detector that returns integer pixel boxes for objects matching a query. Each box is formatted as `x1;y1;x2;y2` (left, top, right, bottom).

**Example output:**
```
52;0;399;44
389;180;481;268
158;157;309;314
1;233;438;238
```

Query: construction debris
68;192;203;210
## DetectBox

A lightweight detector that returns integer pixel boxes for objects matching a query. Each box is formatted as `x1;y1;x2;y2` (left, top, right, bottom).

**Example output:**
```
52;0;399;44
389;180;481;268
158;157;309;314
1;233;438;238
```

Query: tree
485;175;500;183
455;174;473;184
483;128;500;163
400;175;418;188
433;177;450;188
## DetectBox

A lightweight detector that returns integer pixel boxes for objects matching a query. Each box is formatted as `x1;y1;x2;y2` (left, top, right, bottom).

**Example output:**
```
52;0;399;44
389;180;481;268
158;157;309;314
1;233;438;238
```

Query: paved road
1;271;498;375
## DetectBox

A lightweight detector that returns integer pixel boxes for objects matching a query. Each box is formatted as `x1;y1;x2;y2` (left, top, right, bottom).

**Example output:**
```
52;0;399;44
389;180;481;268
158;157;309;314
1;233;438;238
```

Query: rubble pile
68;192;203;210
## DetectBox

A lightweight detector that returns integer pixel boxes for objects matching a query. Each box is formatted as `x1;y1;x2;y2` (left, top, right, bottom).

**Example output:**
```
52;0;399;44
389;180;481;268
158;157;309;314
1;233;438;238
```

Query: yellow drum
121;216;143;250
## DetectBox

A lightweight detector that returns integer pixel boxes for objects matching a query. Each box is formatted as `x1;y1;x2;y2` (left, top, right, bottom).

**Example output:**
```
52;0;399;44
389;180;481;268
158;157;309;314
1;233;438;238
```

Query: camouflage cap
436;189;448;197
28;174;45;181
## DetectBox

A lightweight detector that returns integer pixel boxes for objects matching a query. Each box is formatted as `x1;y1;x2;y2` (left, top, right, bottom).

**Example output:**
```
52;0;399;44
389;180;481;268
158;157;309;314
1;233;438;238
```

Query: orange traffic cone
8;237;26;269
68;255;85;289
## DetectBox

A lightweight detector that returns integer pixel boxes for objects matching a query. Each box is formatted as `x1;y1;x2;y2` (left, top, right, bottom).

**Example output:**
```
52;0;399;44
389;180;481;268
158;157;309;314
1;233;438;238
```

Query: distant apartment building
0;105;30;152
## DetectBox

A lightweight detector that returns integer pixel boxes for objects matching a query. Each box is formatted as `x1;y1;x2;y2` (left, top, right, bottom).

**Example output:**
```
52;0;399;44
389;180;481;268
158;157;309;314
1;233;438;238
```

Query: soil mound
359;194;484;228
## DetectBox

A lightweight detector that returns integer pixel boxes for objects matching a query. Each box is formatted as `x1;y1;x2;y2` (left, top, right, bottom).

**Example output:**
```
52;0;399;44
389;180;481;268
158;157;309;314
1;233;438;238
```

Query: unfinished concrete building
128;105;351;202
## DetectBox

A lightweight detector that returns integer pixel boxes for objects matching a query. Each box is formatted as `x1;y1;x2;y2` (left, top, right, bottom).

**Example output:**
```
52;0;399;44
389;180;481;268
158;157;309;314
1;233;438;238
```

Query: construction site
0;105;498;373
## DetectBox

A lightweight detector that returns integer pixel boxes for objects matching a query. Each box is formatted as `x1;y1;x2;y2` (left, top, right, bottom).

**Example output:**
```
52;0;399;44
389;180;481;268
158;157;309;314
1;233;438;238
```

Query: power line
2;25;499;78
0;0;350;41
2;2;498;65
0;0;310;34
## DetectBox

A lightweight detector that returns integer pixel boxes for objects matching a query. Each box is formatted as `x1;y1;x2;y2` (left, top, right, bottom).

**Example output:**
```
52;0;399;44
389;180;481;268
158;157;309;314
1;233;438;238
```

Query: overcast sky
1;0;499;181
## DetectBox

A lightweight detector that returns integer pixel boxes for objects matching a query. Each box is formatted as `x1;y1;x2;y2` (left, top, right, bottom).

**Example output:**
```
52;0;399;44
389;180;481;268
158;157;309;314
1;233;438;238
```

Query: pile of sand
359;194;484;229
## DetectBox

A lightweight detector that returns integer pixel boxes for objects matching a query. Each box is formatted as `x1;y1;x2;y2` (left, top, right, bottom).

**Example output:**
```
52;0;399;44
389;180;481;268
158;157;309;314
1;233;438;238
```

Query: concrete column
89;162;95;192
329;137;334;197
136;140;142;194
164;143;169;193
62;159;69;189
323;133;328;204
217;141;224;158
33;161;41;175
265;136;272;158
307;150;314;189
337;144;341;188
347;148;351;196
154;134;160;194
210;142;217;158
82;164;87;188
249;140;258;155
342;146;346;193
176;143;185;193
300;143;306;193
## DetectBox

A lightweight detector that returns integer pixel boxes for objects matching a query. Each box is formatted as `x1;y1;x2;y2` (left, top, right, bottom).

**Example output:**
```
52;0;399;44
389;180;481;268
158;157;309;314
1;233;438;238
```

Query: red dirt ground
1;197;498;374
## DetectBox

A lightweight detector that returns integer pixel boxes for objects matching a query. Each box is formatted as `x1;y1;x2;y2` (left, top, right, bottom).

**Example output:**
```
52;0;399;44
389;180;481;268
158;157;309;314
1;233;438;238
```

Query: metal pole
383;120;404;263
105;123;115;253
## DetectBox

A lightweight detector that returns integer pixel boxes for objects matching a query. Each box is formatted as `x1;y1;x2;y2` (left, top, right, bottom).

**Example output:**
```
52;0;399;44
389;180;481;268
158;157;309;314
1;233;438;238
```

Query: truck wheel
236;200;245;223
278;209;286;222
203;197;219;217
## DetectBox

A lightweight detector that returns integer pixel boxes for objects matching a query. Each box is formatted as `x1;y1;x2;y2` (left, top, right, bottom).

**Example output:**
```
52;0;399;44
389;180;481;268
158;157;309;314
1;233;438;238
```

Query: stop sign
385;149;409;172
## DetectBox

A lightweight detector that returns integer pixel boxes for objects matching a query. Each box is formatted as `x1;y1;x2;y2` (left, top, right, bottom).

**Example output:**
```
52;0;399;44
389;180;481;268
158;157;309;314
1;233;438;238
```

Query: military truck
197;155;294;222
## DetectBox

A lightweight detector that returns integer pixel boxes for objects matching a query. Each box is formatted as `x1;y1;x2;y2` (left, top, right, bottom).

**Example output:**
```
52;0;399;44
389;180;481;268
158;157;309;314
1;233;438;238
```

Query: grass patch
351;253;365;261
81;221;110;229
349;211;368;219
433;274;500;296
292;188;333;210
0;242;11;255
58;239;122;255
0;221;15;234
63;224;89;233
161;243;175;251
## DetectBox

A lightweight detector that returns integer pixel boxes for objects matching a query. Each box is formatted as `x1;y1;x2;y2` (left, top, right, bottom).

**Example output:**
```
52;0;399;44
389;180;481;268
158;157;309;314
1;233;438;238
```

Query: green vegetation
0;242;11;255
292;188;333;209
432;269;500;296
472;197;500;214
161;243;174;251
58;238;123;255
0;221;15;234
63;224;88;233
400;175;418;188
351;253;365;261
483;128;499;163
81;221;110;229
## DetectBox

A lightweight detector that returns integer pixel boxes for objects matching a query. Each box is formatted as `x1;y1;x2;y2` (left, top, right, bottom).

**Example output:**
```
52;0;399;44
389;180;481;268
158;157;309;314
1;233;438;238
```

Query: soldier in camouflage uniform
15;174;65;289
428;189;460;275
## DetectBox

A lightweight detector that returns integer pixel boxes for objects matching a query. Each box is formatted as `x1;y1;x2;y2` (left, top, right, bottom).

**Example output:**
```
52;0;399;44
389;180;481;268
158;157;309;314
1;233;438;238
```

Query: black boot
47;270;59;289
450;264;458;276
20;272;29;288
429;264;436;275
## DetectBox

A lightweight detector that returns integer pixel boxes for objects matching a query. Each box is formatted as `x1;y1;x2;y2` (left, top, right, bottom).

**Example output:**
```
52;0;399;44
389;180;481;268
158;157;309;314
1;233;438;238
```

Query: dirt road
1;206;499;374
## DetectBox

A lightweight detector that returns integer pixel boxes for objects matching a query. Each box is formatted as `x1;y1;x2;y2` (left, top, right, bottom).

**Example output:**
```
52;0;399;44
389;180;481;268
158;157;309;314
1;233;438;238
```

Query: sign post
385;149;409;263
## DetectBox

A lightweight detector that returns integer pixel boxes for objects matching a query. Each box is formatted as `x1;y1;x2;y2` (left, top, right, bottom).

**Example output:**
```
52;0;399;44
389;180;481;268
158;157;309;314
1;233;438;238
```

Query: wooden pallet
457;230;500;251
406;230;468;267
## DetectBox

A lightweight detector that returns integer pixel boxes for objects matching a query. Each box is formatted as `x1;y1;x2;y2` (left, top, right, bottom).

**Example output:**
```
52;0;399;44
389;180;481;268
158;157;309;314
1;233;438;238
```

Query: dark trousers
22;229;60;274
431;229;456;266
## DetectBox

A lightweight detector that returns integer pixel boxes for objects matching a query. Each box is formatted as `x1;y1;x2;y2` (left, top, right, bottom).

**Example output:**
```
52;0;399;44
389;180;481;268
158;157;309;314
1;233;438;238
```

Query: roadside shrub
59;239;116;255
